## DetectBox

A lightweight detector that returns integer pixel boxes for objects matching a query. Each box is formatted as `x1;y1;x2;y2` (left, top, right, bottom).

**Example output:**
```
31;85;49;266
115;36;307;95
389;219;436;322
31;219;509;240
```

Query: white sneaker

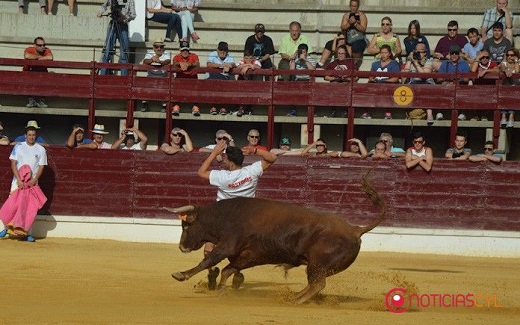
507;120;514;128
436;113;444;120
500;118;507;127
458;113;466;121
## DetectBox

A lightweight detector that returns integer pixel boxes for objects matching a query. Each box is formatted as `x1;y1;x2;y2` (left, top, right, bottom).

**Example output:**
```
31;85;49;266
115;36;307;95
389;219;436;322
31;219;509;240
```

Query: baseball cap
180;41;190;51
449;45;461;54
280;136;291;145
217;41;229;51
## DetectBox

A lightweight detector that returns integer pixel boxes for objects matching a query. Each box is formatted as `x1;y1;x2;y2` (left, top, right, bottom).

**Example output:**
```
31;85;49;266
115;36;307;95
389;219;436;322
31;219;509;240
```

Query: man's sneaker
231;272;245;289
207;267;220;290
19;234;36;242
287;109;297;117
141;101;148;112
500;118;507;127
26;99;37;108
507;120;514;128
36;100;48;108
436;112;444;120
236;106;244;117
361;112;371;119
192;105;200;116
219;107;227;115
427;115;434;126
210;107;217;115
0;228;7;238
458;113;466;121
384;112;392;119
172;104;180;116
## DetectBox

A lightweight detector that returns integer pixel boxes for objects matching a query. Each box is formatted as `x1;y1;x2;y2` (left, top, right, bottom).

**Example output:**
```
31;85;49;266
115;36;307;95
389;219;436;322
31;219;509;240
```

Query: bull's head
163;205;204;253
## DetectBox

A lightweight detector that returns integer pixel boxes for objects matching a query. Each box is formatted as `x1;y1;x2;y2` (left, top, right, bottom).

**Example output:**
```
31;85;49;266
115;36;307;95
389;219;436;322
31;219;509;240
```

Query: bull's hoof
207;267;220;290
171;272;187;281
231;272;245;289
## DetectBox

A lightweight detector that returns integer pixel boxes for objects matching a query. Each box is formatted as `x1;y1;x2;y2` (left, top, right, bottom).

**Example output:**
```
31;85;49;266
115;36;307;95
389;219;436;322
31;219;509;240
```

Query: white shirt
9;141;47;190
146;0;161;19
122;143;142;150
209;161;263;201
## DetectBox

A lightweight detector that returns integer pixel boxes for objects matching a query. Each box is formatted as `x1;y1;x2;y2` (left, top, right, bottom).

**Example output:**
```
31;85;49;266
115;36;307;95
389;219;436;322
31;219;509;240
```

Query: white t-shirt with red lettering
209;161;263;201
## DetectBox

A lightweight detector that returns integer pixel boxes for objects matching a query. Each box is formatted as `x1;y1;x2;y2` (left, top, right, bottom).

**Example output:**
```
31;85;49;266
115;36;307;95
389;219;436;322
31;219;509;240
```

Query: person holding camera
289;43;316;81
112;127;148;150
340;0;367;69
402;42;434;84
97;0;136;76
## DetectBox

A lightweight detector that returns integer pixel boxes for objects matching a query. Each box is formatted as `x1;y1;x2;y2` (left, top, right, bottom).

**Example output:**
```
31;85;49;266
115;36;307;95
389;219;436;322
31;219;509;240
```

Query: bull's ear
178;214;188;222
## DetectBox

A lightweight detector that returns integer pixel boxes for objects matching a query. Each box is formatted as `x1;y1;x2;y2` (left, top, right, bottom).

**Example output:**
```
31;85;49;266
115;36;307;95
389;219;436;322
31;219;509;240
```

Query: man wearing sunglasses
469;141;503;163
433;20;468;71
23;37;53;108
160;127;193;154
141;38;172;112
436;45;470;85
241;129;267;155
405;132;433;172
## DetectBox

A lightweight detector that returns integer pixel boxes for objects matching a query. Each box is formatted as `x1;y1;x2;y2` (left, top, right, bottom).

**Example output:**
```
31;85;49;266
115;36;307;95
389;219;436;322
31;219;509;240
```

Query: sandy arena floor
0;238;518;324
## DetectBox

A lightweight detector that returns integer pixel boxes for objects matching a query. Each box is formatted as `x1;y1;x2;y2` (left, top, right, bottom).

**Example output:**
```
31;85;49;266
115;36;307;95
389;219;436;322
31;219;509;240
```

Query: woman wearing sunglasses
367;16;402;60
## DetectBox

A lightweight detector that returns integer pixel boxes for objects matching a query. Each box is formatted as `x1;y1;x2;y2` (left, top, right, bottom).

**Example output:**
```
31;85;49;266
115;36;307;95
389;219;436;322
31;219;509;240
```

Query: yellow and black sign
393;86;414;106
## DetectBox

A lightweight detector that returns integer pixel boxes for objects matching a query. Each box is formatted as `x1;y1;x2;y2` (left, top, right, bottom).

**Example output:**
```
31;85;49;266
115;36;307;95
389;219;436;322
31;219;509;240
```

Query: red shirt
173;52;199;79
23;46;53;72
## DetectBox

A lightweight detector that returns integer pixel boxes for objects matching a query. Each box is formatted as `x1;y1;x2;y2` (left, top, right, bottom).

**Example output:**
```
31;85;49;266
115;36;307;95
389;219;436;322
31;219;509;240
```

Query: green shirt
278;34;312;56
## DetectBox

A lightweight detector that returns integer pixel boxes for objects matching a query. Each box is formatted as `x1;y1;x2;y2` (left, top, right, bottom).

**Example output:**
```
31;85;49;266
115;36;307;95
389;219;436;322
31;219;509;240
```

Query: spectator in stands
270;136;302;156
289;43;316;81
160;127;194;154
471;49;499;84
403;20;430;58
0;121;9;146
141;38;172;112
171;0;200;42
302;138;339;157
236;49;261;80
244;23;275;79
47;0;74;15
242;129;267;155
469;141;503;163
89;124;112;149
340;0;367;69
340;138;368;158
370;141;391;160
207;41;236;81
402;42;435;85
172;41;201;116
433;20;468;71
483;22;511;63
368;44;400;84
324;45;357;83
499;48;519;128
461;28;484;65
318;32;348;68
445;133;471;160
278;21;312;81
367;16;402;60
436;45;470;85
24;37;53;108
405;132;433;172
199;129;236;153
112;128;148;150
18;0;46;14
97;0;136;76
369;132;405;158
0;125;47;242
147;0;182;42
66;124;93;149
13;120;47;146
481;0;513;43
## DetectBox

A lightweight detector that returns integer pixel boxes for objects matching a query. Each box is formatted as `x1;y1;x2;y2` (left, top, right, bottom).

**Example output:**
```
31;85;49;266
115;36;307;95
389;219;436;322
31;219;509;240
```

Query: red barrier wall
1;146;518;232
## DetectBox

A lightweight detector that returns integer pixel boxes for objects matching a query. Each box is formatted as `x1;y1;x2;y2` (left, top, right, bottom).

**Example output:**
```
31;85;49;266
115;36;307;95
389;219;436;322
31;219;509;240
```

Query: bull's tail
358;168;387;236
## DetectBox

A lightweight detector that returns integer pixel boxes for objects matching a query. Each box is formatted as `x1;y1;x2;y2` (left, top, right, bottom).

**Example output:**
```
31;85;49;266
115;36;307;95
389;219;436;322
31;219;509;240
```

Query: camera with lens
110;0;127;22
413;51;421;61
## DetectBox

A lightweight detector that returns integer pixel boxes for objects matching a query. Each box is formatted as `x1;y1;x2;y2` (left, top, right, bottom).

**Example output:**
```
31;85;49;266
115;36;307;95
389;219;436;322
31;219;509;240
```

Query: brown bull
166;171;387;303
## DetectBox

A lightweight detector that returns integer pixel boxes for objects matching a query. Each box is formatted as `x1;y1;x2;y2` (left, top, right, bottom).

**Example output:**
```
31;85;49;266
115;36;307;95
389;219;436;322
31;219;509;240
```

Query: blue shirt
207;51;235;79
439;59;470;83
370;60;401;83
463;41;484;60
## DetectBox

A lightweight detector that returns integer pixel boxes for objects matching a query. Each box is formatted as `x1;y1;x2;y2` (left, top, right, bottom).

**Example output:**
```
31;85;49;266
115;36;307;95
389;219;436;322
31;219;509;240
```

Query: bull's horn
162;205;195;214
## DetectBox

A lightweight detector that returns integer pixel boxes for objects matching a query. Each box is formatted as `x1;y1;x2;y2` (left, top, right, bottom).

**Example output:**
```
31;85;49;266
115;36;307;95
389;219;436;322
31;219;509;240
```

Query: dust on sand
0;238;518;324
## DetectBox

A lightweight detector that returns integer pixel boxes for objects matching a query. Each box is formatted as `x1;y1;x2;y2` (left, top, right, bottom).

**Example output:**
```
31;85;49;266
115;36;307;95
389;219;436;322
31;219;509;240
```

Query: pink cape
0;164;47;232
